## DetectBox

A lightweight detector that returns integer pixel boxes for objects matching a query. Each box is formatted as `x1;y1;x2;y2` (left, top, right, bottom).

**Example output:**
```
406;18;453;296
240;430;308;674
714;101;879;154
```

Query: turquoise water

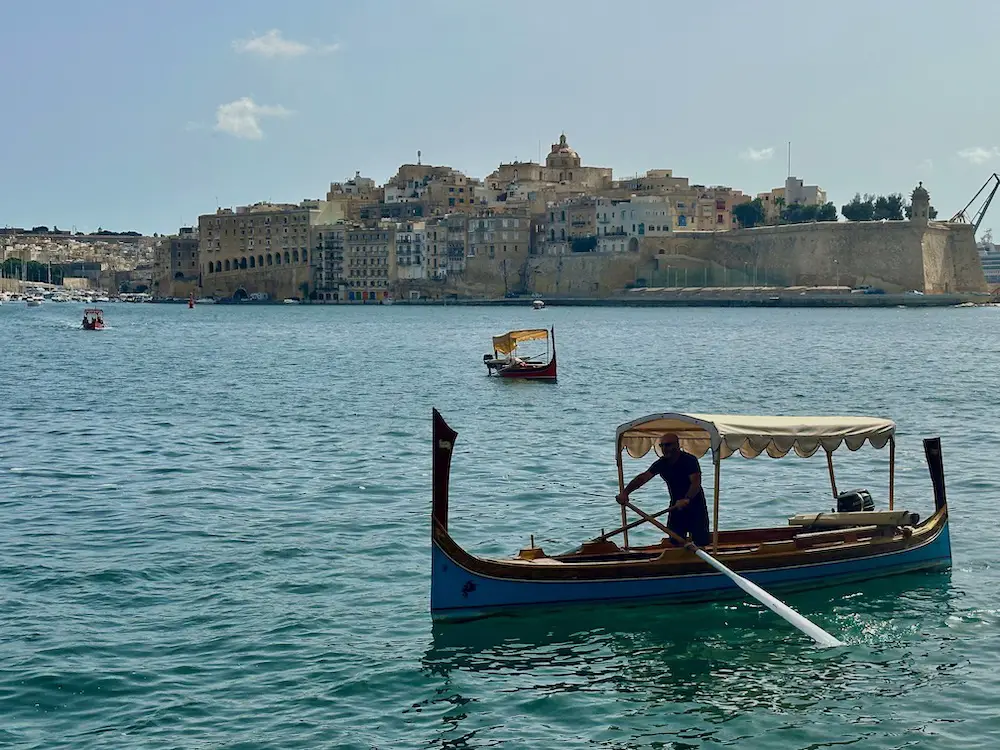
1;301;998;749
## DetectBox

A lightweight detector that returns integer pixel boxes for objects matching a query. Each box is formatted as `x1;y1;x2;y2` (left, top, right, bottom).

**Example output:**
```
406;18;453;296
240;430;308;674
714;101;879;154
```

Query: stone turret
910;182;930;226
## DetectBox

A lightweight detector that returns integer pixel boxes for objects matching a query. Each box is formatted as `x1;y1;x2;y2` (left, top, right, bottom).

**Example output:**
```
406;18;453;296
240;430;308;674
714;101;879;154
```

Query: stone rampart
524;220;986;296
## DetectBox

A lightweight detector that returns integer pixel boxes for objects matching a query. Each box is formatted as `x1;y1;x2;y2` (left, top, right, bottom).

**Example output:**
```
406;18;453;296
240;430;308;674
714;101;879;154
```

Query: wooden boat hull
496;357;557;381
428;408;954;619
431;514;951;617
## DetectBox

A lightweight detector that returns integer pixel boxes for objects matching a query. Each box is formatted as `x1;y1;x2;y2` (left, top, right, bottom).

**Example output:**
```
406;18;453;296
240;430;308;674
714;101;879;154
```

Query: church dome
550;133;578;158
911;181;929;202
546;133;581;169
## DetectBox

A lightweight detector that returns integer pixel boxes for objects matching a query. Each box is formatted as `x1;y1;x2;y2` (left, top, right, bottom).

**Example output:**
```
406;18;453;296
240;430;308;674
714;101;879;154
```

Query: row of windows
204;250;308;273
204;213;308;230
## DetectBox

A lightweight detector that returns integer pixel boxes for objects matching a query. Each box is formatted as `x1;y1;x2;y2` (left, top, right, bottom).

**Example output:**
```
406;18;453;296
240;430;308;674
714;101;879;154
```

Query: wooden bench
793;524;883;549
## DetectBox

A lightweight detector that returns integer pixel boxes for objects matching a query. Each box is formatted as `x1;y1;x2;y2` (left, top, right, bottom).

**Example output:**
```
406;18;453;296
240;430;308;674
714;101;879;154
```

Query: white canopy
616;413;896;461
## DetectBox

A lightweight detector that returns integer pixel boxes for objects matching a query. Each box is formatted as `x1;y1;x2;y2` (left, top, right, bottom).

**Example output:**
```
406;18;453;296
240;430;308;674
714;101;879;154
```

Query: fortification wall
525;221;987;296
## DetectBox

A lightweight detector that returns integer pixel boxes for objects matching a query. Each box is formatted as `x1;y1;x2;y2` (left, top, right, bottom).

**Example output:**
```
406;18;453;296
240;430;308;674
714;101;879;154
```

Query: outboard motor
835;488;875;513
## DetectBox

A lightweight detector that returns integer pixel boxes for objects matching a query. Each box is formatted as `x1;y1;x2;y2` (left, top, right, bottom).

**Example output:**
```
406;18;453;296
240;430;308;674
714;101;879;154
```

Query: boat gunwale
432;504;949;584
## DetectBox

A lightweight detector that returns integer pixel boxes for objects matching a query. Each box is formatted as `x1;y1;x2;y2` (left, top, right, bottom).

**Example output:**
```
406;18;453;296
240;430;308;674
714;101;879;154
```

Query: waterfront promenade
398;288;994;308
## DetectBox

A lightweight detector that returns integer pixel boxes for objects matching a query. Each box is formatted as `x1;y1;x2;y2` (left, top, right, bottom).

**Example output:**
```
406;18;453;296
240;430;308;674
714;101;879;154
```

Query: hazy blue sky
3;0;999;236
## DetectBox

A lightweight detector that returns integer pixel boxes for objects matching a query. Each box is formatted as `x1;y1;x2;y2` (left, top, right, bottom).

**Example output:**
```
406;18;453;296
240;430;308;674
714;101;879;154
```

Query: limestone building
199;200;342;300
757;176;827;222
152;226;199;298
485;134;613;208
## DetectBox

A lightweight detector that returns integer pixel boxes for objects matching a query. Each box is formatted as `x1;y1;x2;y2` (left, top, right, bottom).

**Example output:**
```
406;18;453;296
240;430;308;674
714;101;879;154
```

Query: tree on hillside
815;202;838;222
733;198;766;228
780;202;838;224
904;202;938;220
873;193;905;220
841;193;876;221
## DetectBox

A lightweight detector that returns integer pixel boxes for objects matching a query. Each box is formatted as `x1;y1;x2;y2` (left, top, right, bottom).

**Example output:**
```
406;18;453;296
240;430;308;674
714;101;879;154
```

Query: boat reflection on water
422;571;957;702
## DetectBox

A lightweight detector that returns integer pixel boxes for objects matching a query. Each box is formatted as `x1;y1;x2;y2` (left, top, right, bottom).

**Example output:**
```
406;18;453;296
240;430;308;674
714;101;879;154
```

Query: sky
2;0;1000;237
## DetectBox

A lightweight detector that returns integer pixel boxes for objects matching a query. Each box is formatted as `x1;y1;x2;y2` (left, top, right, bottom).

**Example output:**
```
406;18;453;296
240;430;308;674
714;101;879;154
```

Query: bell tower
910;182;930;226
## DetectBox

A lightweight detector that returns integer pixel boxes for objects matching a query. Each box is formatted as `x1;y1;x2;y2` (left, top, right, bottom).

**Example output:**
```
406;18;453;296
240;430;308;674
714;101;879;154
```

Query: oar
624;501;844;647
595;504;674;542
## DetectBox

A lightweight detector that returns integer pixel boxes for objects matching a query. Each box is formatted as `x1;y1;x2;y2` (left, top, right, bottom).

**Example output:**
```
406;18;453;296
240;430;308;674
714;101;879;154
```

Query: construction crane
950;173;1000;233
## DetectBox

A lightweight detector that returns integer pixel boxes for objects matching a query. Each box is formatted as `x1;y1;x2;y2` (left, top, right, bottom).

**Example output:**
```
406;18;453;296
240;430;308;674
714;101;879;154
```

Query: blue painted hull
431;518;951;618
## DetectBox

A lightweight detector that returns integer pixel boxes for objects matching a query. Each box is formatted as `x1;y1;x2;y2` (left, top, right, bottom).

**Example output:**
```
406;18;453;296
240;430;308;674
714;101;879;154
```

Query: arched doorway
628;237;639;253
233;287;249;302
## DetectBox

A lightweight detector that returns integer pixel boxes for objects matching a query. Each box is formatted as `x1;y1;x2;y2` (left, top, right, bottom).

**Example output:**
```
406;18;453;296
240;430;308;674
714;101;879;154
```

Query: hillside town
168;133;837;302
2;133;994;302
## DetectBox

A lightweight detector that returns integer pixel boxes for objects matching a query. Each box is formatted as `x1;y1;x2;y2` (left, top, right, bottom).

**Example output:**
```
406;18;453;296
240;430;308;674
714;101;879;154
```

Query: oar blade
622;500;843;647
693;549;843;648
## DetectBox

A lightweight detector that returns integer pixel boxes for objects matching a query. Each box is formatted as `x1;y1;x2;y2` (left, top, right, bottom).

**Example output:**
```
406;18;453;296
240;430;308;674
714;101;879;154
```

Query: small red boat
483;327;557;381
82;308;105;330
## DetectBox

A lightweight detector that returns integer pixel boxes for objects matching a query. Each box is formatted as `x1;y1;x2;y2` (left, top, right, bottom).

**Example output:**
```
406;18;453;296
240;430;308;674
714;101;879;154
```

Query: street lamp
833;259;839;288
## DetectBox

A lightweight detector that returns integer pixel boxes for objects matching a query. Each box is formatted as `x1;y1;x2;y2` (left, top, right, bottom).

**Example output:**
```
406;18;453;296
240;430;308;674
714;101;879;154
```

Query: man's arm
671;472;702;510
615;470;655;505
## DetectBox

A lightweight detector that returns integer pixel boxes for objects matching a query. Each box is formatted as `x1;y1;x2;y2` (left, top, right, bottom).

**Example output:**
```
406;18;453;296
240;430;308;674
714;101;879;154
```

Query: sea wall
524;221;987;297
200;266;311;301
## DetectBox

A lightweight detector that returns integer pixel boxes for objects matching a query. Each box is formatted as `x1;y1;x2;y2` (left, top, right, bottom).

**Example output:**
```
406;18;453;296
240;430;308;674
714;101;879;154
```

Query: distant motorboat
532;299;545;310
195;297;217;305
26;296;42;307
282;298;301;305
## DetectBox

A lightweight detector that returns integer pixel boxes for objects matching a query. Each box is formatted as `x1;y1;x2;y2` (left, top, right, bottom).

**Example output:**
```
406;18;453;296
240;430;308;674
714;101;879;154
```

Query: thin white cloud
957;146;1000;165
214;97;292;140
741;147;774;162
232;29;339;58
917;158;933;172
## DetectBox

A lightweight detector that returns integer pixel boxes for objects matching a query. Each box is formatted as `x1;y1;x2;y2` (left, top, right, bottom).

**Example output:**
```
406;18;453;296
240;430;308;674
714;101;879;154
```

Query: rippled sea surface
1;301;998;749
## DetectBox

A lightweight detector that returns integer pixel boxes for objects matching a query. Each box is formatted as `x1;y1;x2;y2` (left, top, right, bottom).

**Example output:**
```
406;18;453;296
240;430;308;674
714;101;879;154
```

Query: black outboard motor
835;488;875;513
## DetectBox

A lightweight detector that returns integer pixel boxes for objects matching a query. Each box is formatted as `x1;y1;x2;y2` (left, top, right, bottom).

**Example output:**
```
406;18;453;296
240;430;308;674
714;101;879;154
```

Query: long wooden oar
595;504;674;542
624;501;843;648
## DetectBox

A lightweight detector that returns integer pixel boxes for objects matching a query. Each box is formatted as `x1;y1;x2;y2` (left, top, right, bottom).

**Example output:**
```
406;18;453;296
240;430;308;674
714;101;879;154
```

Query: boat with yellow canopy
483;327;557;381
430;409;951;619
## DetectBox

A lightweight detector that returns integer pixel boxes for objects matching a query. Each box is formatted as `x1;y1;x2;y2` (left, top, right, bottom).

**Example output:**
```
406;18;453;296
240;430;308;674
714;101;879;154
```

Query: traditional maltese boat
430;410;951;620
482;327;557;381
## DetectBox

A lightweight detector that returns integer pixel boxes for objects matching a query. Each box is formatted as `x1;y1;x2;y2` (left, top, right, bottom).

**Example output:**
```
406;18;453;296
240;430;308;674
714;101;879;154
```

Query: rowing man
616;432;710;546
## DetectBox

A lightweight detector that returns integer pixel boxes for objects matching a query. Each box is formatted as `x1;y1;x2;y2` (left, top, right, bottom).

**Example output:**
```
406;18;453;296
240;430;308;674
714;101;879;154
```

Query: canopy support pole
712;454;721;552
617;447;628;550
825;450;838;499
889;436;895;510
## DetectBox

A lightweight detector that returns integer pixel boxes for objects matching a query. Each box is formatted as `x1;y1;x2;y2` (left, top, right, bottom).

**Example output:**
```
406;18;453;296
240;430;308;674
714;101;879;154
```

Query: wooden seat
793;524;881;549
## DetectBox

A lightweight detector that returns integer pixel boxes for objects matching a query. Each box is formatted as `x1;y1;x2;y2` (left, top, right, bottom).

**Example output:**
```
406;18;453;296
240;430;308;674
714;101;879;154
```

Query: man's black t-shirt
648;451;707;509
